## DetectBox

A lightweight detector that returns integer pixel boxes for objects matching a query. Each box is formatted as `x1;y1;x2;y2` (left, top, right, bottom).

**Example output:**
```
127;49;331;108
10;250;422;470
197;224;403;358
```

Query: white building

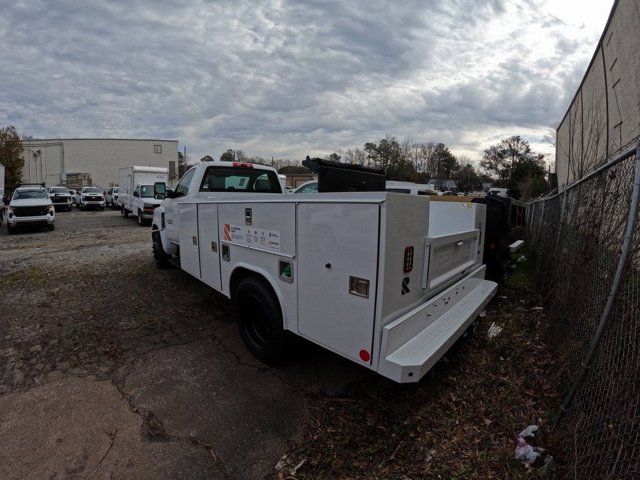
21;138;179;189
556;0;640;187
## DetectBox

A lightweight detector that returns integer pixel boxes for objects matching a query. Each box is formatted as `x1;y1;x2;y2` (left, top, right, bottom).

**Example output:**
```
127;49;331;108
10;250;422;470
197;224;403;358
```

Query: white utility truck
118;166;169;225
152;160;496;383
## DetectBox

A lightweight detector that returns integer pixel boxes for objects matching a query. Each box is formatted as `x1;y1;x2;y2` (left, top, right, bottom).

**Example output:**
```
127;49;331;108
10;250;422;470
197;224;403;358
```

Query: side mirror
154;182;167;200
133;191;139;197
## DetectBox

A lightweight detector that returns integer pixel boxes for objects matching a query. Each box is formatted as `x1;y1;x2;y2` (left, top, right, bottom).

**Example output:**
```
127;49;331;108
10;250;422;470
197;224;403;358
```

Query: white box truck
152;161;496;383
118;166;169;225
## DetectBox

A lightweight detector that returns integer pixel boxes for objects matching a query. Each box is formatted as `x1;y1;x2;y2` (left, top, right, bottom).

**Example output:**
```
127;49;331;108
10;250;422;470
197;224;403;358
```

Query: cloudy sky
0;0;614;165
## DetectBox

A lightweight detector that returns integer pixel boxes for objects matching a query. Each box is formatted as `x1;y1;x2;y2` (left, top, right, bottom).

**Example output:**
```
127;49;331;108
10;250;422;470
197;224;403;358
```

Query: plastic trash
515;425;545;465
530;307;544;311
514;437;542;464
519;425;538;438
517;255;527;263
487;322;502;339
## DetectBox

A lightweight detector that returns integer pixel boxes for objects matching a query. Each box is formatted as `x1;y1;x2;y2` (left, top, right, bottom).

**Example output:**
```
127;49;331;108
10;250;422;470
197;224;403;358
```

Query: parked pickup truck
75;186;106;210
48;186;73;211
152;160;496;383
105;187;120;209
7;184;55;234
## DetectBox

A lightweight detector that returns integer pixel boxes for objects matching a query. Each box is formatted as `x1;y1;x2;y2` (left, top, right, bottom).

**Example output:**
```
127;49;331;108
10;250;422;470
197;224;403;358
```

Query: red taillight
359;349;371;362
232;162;253;168
403;246;414;273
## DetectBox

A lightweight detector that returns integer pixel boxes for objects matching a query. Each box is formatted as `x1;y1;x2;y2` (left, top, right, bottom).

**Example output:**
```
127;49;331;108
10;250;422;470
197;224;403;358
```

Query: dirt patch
0;209;359;479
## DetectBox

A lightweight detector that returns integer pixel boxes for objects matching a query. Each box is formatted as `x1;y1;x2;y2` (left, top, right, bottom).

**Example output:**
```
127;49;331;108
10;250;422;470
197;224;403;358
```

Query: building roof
23;138;178;143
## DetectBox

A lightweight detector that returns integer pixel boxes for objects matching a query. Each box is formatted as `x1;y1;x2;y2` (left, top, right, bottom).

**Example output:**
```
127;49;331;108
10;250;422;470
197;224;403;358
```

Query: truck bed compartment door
198;204;221;290
423;229;479;290
297;203;380;364
179;203;201;279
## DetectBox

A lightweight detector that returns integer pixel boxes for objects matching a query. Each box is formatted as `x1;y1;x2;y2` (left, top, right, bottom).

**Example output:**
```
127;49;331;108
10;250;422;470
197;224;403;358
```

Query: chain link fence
527;142;640;478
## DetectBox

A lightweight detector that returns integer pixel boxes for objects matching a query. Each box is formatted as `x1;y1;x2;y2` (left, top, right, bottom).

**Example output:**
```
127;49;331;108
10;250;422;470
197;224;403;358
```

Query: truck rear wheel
122;206;129;218
235;277;286;365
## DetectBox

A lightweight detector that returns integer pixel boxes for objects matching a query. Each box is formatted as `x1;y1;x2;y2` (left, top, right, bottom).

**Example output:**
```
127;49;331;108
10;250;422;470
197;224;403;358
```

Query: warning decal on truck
223;224;281;252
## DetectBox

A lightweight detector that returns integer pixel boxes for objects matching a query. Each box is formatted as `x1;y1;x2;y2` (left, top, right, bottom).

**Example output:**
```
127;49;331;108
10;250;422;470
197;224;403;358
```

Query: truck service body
153;161;497;383
118;166;169;225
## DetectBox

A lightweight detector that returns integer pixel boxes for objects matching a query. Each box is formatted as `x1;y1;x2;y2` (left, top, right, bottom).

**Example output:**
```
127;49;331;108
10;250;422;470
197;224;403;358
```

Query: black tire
152;231;170;268
234;277;287;364
7;224;15;235
48;223;55;231
137;210;145;226
123;206;130;218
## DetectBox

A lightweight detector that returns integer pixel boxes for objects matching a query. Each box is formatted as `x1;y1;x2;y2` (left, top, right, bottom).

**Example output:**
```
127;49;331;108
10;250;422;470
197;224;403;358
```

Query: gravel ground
0;209;559;479
0;208;367;480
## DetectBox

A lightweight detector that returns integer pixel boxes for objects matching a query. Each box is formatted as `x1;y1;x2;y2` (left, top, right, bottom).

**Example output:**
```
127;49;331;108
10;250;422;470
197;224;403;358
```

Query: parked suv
48;186;73;211
105;187;120;209
75;187;106;210
7;185;55;234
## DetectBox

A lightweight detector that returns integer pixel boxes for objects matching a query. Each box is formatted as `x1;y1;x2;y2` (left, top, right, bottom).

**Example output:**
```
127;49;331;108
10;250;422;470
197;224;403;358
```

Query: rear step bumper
378;266;497;383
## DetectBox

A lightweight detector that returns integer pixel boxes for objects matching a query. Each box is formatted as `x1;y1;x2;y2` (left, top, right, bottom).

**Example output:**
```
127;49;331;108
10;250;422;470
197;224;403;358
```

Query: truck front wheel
235;277;286;365
152;231;170;268
122;206;129;218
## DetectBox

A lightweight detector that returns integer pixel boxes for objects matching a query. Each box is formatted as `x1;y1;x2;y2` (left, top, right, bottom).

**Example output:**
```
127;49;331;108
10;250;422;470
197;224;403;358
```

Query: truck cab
152;161;282;255
129;184;163;225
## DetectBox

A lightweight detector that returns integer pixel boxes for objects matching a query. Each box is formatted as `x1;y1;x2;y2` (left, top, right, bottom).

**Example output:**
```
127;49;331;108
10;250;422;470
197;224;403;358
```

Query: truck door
165;168;196;245
297;203;380;364
178;202;200;278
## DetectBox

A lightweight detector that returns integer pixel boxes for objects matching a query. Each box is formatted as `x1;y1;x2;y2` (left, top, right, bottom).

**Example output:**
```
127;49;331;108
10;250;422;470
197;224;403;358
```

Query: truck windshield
50;187;68;194
14;190;49;200
140;185;154;198
199;167;281;193
83;187;101;193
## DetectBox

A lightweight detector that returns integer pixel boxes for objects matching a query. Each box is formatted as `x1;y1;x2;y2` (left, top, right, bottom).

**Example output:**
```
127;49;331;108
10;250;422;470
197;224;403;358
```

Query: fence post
536;200;546;243
560;141;640;415
553;191;568;255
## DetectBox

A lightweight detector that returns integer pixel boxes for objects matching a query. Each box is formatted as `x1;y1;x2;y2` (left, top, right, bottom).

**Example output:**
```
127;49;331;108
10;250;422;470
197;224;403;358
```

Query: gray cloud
0;0;609;161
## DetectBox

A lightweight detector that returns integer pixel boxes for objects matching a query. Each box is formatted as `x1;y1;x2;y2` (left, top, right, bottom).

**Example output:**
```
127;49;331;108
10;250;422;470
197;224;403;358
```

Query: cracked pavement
0;209;367;479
